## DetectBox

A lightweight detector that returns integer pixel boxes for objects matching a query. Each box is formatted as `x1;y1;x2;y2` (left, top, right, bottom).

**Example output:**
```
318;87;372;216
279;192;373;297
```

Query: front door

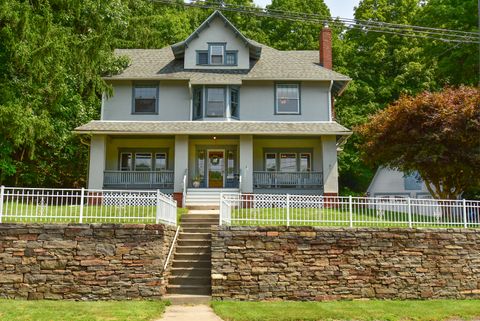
208;150;224;188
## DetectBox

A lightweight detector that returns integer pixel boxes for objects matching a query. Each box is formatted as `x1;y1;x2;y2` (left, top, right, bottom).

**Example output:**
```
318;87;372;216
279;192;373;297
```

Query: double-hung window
230;87;239;118
119;151;168;171
264;152;312;172
276;84;300;114
210;45;224;65
206;87;226;117
134;153;152;171
133;84;158;114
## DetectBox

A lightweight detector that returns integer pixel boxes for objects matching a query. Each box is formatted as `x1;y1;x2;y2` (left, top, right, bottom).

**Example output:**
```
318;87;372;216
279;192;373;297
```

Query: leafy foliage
357;86;480;199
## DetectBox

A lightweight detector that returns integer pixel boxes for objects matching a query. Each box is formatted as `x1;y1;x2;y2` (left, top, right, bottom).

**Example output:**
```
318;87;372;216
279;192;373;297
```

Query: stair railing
164;226;181;272
182;168;188;208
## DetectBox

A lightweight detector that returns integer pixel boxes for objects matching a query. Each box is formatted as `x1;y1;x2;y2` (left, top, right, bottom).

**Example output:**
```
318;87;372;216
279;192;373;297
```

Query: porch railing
253;171;323;189
104;170;174;189
220;193;480;228
0;186;177;225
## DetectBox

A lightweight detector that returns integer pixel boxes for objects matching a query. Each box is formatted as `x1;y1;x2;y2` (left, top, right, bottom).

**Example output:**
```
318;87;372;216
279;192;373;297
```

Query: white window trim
275;83;300;115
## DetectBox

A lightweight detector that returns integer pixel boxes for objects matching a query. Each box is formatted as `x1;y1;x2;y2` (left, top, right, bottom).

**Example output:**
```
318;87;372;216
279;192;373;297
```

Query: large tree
357;86;480;199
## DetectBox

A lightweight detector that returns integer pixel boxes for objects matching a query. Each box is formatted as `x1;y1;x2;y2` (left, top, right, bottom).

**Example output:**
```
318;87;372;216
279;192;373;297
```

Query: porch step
181;218;219;224
185;188;239;207
181;214;219;220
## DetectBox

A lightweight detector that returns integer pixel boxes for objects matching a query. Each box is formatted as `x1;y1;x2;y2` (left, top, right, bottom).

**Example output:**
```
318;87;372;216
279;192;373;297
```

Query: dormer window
196;44;238;66
210;44;224;65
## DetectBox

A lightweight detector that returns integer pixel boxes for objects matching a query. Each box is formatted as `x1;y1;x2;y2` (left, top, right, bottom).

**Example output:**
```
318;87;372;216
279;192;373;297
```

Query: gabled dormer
171;11;261;70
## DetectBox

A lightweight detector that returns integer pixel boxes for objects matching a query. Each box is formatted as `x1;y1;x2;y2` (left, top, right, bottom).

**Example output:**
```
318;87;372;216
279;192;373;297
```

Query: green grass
0;299;168;321
211;300;480;321
2;201;185;225
231;207;478;228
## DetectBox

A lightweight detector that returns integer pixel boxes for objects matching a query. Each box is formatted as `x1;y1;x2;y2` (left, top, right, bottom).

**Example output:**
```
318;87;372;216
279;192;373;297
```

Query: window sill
131;112;159;115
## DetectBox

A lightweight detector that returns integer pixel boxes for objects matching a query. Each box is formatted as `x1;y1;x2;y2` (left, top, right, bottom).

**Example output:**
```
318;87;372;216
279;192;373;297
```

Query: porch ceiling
74;121;352;136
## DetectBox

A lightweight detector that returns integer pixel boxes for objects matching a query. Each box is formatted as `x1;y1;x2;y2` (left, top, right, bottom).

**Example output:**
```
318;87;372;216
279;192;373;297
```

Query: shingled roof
75;121;352;137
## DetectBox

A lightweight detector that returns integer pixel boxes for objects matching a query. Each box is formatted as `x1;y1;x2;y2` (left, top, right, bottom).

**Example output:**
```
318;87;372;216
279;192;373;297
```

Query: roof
74;121;352;137
171;11;262;60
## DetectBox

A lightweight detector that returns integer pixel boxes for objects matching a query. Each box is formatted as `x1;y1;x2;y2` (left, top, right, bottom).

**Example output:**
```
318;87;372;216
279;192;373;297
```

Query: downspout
328;80;333;122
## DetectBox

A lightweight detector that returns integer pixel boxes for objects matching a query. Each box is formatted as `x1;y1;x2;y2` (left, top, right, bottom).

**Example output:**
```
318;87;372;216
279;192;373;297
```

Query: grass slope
0;300;168;321
211;300;480;321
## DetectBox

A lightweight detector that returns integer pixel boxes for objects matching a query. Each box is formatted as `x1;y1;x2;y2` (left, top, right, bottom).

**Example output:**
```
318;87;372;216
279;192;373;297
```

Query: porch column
88;135;106;189
239;135;253;193
174;135;189;194
321;135;339;195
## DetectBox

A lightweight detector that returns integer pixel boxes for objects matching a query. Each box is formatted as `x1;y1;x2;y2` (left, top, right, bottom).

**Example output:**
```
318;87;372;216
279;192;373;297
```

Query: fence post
79;187;85;224
156;189;161;224
462;199;468;228
349;195;353;227
286;194;290;227
407;197;412;228
0;185;4;223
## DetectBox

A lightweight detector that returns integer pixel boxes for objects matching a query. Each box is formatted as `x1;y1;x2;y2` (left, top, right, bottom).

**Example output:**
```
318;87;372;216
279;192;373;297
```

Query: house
367;167;432;199
74;11;352;206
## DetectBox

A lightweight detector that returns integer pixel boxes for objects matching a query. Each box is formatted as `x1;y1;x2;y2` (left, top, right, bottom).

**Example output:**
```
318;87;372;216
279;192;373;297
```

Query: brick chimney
319;27;332;69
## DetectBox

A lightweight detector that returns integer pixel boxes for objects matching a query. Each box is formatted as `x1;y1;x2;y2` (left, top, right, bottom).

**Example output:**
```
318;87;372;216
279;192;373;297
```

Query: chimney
319;27;332;69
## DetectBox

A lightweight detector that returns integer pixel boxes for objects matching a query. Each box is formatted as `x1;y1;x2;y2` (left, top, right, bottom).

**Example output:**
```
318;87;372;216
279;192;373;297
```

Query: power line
152;0;480;44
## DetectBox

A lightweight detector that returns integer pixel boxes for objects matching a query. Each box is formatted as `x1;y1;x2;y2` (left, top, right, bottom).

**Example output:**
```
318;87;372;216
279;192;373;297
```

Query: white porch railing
253;171;323;189
104;170;174;188
220;193;480;228
0;186;177;226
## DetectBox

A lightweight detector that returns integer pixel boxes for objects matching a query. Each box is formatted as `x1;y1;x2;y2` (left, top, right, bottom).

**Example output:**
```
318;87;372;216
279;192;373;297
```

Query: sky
253;0;360;19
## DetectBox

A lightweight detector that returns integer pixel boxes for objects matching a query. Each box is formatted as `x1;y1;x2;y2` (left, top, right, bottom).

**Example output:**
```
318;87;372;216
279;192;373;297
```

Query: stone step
181;214;219;220
181;218;219;224
170;267;211;277
181;227;212;233
168;276;211;286
177;239;211;247
163;294;211;305
180;222;217;228
174;253;211;261
167;284;211;295
187;210;220;215
175;246;211;254
178;232;211;240
172;260;211;268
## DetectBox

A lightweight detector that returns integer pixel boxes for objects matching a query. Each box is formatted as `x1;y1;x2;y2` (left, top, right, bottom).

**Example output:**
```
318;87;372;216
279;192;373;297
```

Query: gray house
75;11;351;206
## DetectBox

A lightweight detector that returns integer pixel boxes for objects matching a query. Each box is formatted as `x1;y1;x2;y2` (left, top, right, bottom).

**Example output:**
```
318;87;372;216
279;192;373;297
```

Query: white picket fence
220;193;480;228
0;186;177;226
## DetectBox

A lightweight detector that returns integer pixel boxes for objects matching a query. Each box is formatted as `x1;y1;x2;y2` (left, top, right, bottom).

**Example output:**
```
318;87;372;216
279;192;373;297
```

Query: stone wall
212;226;480;301
0;223;176;300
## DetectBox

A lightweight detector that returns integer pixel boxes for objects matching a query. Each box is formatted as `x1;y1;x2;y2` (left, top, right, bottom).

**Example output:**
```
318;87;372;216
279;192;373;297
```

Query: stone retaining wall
211;226;480;301
0;223;176;300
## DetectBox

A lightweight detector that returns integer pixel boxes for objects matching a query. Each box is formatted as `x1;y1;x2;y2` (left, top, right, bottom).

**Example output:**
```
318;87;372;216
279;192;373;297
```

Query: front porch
88;133;340;205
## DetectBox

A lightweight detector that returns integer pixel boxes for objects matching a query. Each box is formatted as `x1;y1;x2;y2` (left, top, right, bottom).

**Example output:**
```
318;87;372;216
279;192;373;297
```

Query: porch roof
74;121;352;136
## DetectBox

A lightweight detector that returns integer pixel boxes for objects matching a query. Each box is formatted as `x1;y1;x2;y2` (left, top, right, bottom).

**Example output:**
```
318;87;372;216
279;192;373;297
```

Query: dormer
171;11;261;70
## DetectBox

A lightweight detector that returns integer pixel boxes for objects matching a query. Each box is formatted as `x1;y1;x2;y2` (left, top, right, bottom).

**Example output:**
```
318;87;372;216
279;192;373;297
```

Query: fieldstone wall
212;226;480;301
0;223;176;300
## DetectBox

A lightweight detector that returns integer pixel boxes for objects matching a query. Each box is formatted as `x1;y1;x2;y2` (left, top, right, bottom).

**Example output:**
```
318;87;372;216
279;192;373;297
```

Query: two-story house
75;11;351;207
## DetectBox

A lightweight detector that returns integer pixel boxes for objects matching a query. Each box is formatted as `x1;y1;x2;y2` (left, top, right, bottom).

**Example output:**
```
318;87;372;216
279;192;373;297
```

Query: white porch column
239;135;253;193
88;135;106;189
321;135;339;194
174;135;189;193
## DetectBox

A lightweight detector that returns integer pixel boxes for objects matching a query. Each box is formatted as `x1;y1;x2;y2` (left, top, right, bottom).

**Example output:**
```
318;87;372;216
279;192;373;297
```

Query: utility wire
152;0;480;44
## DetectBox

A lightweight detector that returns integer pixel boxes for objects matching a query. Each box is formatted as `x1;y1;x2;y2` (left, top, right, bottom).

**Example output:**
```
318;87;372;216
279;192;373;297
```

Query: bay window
192;85;240;120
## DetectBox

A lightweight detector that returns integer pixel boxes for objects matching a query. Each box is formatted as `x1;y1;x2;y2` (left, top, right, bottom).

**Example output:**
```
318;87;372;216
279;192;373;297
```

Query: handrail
164;226;181;271
182;169;188;208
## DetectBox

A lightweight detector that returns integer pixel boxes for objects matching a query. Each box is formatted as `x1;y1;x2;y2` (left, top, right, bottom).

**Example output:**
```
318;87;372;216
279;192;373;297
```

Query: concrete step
174;253;211;261
181;222;217;228
167;284;211;295
168;276;211;286
170;267;211;277
181;214;219;220
178;233;211;240
181;218;219;224
177;239;211;247
163;294;211;305
186;205;220;210
175;246;211;254
172;260;211;268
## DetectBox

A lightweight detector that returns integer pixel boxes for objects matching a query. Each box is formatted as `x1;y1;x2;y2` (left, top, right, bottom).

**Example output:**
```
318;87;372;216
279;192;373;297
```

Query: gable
184;16;250;69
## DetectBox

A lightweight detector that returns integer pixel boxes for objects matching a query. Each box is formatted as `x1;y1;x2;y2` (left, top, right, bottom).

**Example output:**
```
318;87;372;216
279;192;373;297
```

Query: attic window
209;44;224;65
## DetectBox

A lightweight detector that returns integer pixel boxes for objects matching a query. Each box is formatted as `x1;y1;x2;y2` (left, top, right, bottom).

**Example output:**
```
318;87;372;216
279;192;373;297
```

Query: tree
357;86;480;199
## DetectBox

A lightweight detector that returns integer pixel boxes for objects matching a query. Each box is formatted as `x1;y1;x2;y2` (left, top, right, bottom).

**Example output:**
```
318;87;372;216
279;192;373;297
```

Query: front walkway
157;305;223;321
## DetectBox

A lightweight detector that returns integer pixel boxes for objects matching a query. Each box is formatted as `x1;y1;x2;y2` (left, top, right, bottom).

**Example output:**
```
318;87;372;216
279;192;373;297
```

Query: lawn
1;201;186;225
211;300;480;321
0;300;168;321
230;206;479;228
